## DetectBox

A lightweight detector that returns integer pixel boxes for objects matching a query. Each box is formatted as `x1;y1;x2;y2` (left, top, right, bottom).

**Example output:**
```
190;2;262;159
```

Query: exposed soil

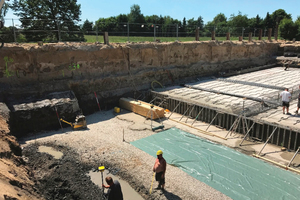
22;143;103;200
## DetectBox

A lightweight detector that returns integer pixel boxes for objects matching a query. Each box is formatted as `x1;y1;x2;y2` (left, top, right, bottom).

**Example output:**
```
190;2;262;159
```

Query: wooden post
268;28;272;41
195;28;199;41
248;32;252;42
239;36;243;41
211;31;215;40
258;29;262;40
103;32;109;45
226;32;230;40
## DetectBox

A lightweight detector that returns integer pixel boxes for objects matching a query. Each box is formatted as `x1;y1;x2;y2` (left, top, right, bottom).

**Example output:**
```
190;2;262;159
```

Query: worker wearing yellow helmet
153;150;166;190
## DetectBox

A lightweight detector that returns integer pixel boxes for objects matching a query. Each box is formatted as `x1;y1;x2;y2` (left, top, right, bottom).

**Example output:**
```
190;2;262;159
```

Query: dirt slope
0;108;43;200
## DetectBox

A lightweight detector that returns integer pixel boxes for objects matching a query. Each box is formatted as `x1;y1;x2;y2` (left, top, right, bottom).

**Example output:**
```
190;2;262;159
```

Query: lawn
84;35;270;43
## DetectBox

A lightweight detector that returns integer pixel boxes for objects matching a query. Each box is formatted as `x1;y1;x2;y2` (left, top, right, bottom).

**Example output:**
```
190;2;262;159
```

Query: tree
209;13;227;36
186;18;198;36
0;1;9;17
263;12;272;28
227;11;249;36
181;17;186;33
248;15;263;29
228;11;248;27
128;4;145;23
197;16;204;30
95;17;117;32
295;17;300;40
82;19;93;35
11;0;83;42
115;14;128;34
212;13;227;25
270;9;291;28
279;18;297;40
128;4;145;33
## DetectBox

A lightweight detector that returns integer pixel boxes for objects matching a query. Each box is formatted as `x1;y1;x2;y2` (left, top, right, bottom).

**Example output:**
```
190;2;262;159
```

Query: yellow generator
60;115;87;130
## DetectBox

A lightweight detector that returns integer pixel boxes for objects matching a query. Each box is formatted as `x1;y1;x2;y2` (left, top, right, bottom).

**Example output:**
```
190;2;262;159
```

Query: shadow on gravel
18;110;116;145
163;189;182;200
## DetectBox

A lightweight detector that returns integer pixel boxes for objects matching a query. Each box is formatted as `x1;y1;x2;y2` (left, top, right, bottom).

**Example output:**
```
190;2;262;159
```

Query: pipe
206;112;219;131
287;146;300;167
258;127;277;156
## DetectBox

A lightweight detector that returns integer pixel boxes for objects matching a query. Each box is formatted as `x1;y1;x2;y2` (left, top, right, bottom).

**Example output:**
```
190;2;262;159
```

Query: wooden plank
119;97;165;119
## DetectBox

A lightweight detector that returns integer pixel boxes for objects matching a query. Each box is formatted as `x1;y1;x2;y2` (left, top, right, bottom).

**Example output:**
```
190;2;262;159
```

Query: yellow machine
60;115;87;129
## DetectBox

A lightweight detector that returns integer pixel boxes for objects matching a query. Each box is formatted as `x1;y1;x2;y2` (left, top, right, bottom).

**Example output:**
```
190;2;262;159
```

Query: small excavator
60;115;87;130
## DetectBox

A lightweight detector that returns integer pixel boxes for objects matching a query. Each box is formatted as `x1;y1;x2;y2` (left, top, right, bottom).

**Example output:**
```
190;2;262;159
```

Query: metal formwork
151;92;300;151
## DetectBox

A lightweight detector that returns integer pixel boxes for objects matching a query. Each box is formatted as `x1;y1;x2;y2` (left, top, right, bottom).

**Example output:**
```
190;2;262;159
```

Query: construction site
1;40;300;200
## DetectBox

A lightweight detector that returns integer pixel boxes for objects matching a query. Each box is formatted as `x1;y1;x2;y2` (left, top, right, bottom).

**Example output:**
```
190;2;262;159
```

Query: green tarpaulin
131;128;300;200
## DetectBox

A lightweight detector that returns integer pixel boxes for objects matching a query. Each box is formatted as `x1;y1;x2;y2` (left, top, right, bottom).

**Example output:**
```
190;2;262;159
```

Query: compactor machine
60;115;87;130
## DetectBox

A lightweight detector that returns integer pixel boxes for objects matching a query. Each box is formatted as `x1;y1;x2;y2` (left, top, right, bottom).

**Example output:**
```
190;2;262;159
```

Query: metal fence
1;18;276;43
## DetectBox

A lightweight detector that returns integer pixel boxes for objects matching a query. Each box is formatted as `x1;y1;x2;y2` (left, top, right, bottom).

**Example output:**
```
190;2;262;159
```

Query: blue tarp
131;128;300;200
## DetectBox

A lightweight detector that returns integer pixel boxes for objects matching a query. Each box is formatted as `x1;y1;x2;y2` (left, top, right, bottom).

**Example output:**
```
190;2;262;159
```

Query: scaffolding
150;91;300;151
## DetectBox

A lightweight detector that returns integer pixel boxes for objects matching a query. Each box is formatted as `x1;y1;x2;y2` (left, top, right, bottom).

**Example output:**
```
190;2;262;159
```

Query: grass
84;35;271;43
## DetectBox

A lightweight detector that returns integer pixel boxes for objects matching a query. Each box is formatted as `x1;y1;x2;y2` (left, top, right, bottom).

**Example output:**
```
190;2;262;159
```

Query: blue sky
5;0;300;25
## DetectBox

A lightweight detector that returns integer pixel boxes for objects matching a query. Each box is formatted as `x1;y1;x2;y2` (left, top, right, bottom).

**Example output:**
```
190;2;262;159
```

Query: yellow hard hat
156;150;163;155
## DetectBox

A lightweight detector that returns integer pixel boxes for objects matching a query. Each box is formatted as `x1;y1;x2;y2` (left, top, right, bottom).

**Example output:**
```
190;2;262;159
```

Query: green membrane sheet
131;128;300;200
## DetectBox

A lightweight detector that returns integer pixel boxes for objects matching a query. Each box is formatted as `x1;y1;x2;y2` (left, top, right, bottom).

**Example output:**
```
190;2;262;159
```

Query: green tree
295;17;300;40
0;1;9;17
181;17;186;33
263;12;272;28
212;13;227;25
208;13;228;36
270;9;291;29
128;4;144;23
249;15;263;29
279;17;297;40
228;11;248;27
227;11;249;36
185;18;199;36
128;4;145;33
82;19;93;35
197;16;204;30
11;0;83;42
145;15;160;24
115;14;128;33
116;14;128;23
95;17;117;32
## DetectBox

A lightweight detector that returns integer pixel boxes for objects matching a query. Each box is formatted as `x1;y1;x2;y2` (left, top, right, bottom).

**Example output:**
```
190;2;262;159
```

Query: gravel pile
20;110;232;200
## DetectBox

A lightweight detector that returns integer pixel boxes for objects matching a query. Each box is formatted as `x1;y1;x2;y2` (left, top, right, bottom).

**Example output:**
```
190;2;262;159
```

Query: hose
151;80;163;91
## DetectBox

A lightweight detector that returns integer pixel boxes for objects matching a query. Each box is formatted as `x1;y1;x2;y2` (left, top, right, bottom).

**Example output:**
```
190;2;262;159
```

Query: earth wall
0;41;279;115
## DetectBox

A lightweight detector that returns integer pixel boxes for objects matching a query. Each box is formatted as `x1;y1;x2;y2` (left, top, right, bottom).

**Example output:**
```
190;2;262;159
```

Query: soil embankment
0;41;279;116
0;104;43;199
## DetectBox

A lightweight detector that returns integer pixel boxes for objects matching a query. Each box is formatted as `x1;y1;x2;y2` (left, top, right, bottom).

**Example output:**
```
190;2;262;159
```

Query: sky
5;0;300;26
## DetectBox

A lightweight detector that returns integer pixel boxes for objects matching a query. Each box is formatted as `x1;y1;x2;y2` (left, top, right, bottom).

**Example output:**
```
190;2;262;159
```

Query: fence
1;18;277;43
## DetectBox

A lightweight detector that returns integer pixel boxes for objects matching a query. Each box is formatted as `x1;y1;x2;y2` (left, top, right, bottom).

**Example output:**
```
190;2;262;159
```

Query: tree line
3;1;300;42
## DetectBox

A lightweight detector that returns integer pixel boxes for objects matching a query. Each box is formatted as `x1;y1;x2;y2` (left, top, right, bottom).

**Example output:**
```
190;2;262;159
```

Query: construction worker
280;88;292;115
102;176;123;200
295;85;300;114
153;150;166;190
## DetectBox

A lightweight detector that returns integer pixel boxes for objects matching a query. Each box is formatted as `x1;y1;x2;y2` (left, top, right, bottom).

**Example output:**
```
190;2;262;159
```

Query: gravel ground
20;109;232;200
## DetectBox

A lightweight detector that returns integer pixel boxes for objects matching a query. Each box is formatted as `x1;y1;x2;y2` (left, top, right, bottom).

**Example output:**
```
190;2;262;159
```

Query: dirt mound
22;142;103;200
0;132;42;200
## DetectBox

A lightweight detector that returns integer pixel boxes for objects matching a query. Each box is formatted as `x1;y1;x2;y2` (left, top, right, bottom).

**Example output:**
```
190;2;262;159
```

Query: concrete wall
0;41;279;113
